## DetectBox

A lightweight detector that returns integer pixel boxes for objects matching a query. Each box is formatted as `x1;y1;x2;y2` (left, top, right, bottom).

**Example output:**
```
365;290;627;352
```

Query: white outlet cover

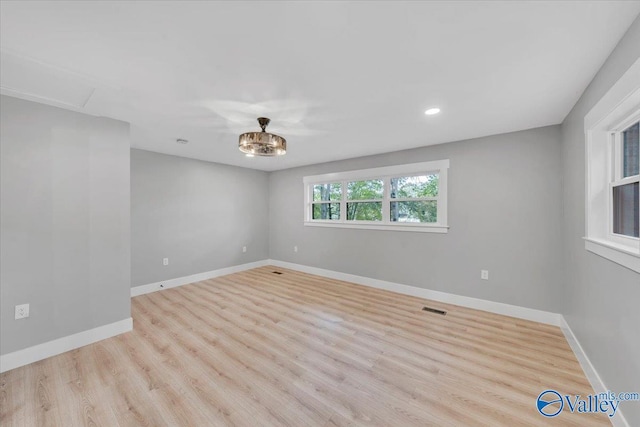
163;258;169;266
242;246;247;253
294;246;298;252
481;270;489;280
15;303;30;319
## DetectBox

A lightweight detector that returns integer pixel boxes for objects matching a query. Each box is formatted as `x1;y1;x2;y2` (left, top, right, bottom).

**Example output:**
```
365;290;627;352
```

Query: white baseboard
0;317;132;373
131;259;271;297
268;259;562;326
560;317;629;427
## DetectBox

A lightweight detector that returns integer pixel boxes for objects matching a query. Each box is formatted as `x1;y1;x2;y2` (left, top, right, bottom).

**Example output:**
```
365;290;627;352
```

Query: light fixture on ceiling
238;117;287;156
425;107;441;116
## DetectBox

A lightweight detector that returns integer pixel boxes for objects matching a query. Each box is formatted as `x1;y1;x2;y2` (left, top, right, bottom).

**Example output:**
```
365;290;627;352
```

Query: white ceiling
1;1;639;171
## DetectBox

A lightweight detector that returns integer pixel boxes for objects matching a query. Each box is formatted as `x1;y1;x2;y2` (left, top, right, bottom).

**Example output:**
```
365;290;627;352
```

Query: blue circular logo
537;390;564;417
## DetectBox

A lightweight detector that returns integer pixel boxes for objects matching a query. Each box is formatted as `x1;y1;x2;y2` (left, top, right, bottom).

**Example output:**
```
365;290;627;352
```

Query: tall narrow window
623;122;639;178
584;63;640;273
612;121;640;238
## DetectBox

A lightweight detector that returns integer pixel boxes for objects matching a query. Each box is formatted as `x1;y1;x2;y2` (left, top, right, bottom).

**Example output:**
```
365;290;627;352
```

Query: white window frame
584;58;640;273
303;160;449;233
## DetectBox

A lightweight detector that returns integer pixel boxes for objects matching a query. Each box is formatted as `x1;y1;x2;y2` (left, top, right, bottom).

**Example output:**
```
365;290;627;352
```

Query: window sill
304;221;449;233
584;237;640;273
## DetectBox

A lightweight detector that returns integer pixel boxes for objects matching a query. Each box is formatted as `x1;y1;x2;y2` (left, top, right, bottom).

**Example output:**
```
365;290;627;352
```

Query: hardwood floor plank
24;359;64;427
0;366;25;427
0;266;610;426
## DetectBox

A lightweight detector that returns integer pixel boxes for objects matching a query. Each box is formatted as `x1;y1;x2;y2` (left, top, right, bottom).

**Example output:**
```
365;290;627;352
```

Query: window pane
390;201;437;223
347;180;383;200
313;183;341;201
346;202;382;221
623;122;639;177
613;182;639;238
390;175;439;198
312;203;340;220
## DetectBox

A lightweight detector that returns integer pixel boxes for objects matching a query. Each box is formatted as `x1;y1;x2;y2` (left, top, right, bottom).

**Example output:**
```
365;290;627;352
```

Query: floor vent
272;271;283;275
422;306;446;315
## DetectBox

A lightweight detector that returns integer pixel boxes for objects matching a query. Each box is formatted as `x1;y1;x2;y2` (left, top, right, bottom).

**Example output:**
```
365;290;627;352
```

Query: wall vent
422;306;446;315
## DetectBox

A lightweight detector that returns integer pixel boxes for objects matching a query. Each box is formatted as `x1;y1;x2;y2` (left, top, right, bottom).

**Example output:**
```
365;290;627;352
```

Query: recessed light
425;108;440;116
245;153;254;158
176;138;189;144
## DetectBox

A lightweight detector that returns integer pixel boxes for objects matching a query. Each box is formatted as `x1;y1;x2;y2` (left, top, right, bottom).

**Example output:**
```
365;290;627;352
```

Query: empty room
1;1;639;426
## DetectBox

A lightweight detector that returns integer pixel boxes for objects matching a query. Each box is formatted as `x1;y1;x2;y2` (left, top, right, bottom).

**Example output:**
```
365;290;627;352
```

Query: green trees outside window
390;175;438;223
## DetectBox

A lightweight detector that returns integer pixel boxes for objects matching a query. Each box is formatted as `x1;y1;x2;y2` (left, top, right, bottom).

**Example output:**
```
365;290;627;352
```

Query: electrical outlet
481;270;489;280
294;246;298;253
242;246;247;253
15;304;29;320
163;258;169;266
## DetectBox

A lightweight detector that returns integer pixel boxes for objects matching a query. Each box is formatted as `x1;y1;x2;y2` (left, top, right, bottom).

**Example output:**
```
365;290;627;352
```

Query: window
311;183;341;220
347;180;383;221
303;160;449;233
390;174;439;223
584;60;640;273
612;122;639;238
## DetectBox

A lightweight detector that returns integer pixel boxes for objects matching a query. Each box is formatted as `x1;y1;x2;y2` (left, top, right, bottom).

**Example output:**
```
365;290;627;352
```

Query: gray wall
560;16;640;425
131;149;269;287
269;125;564;312
1;95;131;355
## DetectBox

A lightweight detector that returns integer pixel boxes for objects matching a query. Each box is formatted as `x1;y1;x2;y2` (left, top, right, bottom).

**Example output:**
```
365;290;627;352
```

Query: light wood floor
1;266;609;426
